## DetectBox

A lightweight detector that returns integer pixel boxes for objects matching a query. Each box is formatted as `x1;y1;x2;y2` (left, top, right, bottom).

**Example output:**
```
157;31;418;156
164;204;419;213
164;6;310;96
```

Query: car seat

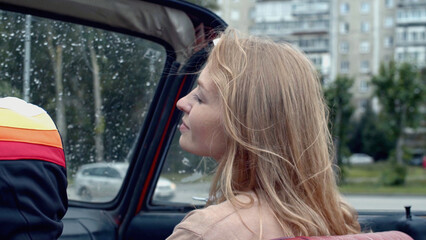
0;97;68;240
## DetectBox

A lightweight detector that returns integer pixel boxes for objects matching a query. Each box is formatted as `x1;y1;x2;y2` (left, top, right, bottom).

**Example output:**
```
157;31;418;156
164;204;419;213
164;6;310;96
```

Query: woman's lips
179;121;189;132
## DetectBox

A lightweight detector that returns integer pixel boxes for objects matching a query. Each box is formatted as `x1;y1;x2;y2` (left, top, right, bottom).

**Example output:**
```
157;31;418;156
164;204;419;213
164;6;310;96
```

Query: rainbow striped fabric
0;97;65;168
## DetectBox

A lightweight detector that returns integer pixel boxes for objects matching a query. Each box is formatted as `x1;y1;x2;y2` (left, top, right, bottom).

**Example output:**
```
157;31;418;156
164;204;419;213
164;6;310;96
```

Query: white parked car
74;162;176;201
347;153;374;165
153;177;176;200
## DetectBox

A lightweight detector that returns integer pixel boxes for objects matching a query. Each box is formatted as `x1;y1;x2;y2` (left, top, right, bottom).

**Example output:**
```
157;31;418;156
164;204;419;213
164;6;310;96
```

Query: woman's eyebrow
197;77;206;90
196;79;209;100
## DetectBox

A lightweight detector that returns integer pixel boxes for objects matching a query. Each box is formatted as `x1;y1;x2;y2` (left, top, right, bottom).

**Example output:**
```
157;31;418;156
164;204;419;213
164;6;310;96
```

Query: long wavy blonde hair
205;28;360;237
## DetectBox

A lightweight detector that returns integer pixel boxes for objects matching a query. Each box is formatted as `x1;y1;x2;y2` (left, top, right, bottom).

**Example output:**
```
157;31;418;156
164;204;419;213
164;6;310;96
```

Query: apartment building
215;0;255;34
250;0;332;82
334;0;397;115
395;0;426;68
219;0;422;116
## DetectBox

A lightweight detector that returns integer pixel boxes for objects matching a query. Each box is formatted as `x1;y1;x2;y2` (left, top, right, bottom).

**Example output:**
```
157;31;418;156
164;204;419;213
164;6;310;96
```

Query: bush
380;158;407;186
335;165;347;185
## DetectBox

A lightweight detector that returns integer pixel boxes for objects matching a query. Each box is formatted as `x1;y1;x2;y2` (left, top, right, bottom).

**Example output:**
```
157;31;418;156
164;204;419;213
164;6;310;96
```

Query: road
342;194;426;211
68;182;426;211
169;183;426;211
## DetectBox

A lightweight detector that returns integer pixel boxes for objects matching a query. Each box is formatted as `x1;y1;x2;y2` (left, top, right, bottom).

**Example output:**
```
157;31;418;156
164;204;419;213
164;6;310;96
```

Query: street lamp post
23;14;31;102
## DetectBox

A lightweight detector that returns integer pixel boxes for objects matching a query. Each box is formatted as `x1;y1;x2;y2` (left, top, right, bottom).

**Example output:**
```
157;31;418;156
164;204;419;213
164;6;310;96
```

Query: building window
340;41;349;54
310;56;322;66
413;9;421;19
230;10;240;20
401;31;407;41
397;52;404;61
412;32;418;42
413;52;420;62
359;99;368;109
340;3;350;14
340;61;349;73
361;21;370;33
385;0;394;8
360;60;370;73
359;80;369;92
298;38;328;51
384;17;394;28
360;41;370;53
384;36;394;48
340;22;350;34
361;2;370;14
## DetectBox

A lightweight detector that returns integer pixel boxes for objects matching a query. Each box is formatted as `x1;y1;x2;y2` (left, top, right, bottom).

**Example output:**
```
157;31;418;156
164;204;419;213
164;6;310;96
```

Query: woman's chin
178;136;193;153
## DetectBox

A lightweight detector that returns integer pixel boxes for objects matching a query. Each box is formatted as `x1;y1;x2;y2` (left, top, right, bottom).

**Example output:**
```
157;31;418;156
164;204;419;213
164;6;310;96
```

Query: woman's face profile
176;66;227;161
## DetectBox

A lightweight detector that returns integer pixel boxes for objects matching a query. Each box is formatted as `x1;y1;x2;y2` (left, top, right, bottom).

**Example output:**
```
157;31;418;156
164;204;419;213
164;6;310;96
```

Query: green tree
0;81;21;98
348;101;395;161
1;10;165;173
371;61;425;164
324;75;354;167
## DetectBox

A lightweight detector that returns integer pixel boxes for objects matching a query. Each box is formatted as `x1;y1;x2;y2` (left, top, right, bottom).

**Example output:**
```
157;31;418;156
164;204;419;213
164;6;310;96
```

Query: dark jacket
0;97;68;240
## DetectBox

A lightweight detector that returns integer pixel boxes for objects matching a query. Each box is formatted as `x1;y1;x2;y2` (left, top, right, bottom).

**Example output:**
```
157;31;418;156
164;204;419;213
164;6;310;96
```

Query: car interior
0;0;424;239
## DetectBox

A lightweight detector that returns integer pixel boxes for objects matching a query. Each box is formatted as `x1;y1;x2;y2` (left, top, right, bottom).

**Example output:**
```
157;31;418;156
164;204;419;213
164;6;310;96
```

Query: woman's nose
176;95;190;113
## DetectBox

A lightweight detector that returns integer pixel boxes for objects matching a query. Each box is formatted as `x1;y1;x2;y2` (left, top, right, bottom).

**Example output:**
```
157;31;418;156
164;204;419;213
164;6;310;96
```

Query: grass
161;163;426;195
339;162;426;195
161;171;214;183
339;183;426;195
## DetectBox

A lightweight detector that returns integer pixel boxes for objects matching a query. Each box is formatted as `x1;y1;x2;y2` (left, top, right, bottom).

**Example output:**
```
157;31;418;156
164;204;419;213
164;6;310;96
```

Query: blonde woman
167;29;361;240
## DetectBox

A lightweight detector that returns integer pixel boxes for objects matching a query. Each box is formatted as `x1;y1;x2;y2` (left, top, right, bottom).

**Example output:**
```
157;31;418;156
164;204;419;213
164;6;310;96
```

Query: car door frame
120;46;214;240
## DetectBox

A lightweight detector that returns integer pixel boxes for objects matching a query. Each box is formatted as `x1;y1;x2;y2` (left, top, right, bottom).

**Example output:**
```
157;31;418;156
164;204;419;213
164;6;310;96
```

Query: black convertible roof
0;0;226;63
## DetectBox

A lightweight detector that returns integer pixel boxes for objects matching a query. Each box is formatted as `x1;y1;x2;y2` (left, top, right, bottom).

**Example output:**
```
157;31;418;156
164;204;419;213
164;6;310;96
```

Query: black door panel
125;212;186;240
359;214;426;240
60;208;117;240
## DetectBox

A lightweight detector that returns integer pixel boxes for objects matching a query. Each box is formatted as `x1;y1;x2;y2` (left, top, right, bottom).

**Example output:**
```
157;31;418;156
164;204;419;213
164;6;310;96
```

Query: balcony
296;39;329;53
397;0;426;8
396;9;426;25
299;44;329;53
396;39;426;47
250;20;329;36
292;2;329;16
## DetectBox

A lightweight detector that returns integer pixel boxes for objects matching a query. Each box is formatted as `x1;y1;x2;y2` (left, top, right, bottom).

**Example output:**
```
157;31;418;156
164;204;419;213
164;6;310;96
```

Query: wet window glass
155;130;217;205
0;10;166;202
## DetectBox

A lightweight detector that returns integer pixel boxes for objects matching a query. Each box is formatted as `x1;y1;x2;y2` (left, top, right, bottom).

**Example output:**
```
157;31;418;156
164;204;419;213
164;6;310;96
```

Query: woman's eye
192;94;202;103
